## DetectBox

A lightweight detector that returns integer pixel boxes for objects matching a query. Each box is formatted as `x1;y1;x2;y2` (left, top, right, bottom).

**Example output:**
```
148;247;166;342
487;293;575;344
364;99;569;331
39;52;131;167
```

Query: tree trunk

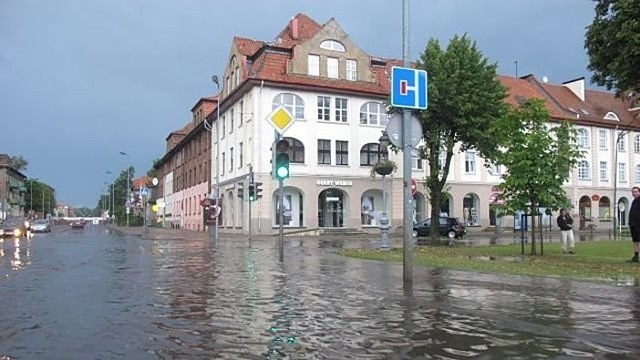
430;191;441;242
530;207;537;255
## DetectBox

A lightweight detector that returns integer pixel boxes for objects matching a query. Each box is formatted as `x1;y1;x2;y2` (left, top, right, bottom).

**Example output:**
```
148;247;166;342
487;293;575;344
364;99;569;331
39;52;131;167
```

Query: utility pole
401;0;413;288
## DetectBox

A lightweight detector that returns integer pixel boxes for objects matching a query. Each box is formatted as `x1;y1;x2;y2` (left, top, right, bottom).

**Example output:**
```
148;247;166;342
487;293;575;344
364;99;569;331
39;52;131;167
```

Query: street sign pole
278;179;284;262
248;165;253;240
401;0;413;290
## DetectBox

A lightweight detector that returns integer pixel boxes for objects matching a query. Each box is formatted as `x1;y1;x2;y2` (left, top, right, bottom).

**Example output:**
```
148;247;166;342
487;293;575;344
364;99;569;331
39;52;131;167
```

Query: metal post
401;0;413;287
380;174;390;250
278;179;284;262
30;179;33;213
248;165;253;240
613;127;619;240
126;167;130;227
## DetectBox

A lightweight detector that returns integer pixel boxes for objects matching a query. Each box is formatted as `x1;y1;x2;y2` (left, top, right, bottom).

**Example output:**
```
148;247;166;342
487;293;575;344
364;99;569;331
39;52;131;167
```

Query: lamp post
107;171;115;224
211;75;221;242
120;151;132;227
379;131;391;250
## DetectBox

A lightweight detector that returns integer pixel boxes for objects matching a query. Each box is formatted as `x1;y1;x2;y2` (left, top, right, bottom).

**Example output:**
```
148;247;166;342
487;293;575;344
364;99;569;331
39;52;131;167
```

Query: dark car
70;220;85;229
413;217;466;239
0;217;30;238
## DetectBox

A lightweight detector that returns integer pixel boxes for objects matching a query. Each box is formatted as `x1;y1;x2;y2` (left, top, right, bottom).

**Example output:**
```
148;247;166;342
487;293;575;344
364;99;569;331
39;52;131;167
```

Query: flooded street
1;226;640;359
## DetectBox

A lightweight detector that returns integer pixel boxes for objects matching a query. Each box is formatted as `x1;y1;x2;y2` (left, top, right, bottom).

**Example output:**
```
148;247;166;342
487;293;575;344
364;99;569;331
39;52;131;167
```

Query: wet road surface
1;225;640;359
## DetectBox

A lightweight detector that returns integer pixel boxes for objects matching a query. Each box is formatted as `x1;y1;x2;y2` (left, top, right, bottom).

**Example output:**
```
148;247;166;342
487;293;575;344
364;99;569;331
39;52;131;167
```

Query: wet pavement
1;225;640;359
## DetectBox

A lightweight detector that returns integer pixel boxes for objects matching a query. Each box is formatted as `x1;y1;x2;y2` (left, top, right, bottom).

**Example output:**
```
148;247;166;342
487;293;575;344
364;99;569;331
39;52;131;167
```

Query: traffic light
255;182;263;200
237;183;244;199
248;183;256;201
274;139;290;180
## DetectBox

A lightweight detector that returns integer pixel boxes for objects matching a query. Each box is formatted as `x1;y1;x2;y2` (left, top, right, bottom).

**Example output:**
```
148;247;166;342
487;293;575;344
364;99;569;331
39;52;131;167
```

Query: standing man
628;186;640;262
557;208;575;254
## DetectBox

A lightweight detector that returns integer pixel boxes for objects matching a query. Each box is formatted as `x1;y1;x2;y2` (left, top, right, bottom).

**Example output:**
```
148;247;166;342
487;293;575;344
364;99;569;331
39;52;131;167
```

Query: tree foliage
492;99;582;255
25;179;56;217
9;155;28;171
97;166;135;225
414;34;508;240
585;0;640;95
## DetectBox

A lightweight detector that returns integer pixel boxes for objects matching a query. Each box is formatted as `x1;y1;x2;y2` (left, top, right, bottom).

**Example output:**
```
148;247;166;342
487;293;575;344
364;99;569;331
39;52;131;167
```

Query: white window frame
599;161;608;181
273;93;305;120
619;162;627;182
317;96;331;121
359;102;387;125
617;132;626;152
635;135;640;153
578;160;590;180
335;98;348;123
635;165;640;184
346;59;357;81
464;151;476;174
412;156;423;170
598;129;608;150
327;57;339;79
320;40;346;52
577;129;589;148
308;54;320;76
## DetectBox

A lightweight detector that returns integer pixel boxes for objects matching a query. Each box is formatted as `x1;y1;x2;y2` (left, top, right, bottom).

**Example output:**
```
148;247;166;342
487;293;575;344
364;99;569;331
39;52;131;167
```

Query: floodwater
1;226;639;359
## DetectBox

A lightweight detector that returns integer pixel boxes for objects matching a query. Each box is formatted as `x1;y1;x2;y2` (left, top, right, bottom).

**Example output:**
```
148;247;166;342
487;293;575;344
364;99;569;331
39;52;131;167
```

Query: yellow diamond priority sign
266;105;295;134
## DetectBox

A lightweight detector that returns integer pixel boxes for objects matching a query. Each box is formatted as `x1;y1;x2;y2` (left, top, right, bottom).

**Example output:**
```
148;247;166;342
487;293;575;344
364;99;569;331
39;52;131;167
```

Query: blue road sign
140;187;149;196
390;66;428;109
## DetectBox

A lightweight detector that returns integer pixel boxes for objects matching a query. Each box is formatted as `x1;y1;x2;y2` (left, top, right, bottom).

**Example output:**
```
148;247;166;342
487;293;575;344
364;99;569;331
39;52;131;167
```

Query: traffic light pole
248;166;253;240
278;179;284;262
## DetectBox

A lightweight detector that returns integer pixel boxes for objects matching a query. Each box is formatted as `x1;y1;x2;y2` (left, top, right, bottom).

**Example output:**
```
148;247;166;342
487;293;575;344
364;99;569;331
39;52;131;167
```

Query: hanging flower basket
371;159;397;177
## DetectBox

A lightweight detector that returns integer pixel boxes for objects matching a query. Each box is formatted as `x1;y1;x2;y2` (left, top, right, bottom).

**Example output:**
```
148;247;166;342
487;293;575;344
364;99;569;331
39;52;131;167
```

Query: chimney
562;77;585;101
291;17;299;40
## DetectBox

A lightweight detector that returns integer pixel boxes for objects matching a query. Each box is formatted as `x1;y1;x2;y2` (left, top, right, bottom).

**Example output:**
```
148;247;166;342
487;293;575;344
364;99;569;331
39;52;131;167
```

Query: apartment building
0;154;27;220
155;14;639;234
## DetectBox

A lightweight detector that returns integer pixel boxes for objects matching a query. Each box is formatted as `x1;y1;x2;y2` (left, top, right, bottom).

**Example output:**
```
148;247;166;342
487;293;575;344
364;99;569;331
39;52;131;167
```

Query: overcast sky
0;0;596;208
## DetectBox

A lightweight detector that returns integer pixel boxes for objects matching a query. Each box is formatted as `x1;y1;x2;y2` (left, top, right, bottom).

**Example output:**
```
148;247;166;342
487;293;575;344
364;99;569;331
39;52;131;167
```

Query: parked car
0;217;30;238
413;217;466;240
70;220;85;229
31;219;51;233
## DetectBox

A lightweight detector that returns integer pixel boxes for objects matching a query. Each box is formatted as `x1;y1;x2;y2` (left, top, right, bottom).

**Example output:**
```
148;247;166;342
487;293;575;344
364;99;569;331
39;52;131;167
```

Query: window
273;93;305;120
619;163;627;182
604;111;620;121
336;140;349;165
360;143;381;166
438;150;447;171
489;163;502;175
599;129;608;150
578;160;590;180
636;165;640;183
617;132;626;152
412;155;423;170
221;152;226;175
635;135;640;153
320;40;346;52
318;139;331;165
239;142;243;168
327;57;339;79
335;98;348;122
346;59;357;81
577;129;589;148
229;147;234;172
239;100;244;126
317;96;331;121
284;137;305;163
308;55;320;76
464;151;476;174
360;102;387;126
599;161;608;181
229;109;234;133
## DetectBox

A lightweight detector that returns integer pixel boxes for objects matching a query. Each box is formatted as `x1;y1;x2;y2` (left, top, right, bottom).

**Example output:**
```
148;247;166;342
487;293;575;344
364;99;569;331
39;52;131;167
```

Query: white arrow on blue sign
390;66;428;110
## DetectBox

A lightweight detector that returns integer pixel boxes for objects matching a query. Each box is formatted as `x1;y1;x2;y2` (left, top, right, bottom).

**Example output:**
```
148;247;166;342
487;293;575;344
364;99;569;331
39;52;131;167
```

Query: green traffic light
276;166;289;179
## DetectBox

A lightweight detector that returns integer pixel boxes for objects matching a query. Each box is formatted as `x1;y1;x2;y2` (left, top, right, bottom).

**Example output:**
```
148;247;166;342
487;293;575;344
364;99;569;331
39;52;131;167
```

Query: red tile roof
234;37;263;57
498;75;565;118
274;13;322;49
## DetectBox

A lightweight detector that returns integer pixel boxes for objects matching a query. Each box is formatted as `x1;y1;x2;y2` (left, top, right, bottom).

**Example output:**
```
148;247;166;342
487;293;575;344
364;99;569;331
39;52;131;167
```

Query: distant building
0;154;27;219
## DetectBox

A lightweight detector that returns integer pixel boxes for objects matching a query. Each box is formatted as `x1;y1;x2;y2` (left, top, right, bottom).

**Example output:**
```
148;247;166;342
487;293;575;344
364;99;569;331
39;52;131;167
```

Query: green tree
98;166;134;225
9;155;28;171
585;0;640;95
414;34;508;240
492;99;582;255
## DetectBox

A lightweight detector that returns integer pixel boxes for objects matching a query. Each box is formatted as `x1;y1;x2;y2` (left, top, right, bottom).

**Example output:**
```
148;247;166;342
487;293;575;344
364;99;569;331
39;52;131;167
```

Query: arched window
284;137;305;164
359;102;388;126
320;40;346;52
577;129;589;148
273;93;305;120
360;143;381;166
578;160;590;180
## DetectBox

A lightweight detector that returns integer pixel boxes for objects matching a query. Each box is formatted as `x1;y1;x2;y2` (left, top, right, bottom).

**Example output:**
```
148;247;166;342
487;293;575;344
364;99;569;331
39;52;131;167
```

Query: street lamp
379;130;391;250
211;75;221;241
120;151;132;227
107;171;115;223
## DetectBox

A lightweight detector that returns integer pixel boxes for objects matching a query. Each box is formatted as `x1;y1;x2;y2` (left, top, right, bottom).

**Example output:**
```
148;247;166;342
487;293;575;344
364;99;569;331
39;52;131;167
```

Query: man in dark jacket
557;208;575;254
628;187;640;262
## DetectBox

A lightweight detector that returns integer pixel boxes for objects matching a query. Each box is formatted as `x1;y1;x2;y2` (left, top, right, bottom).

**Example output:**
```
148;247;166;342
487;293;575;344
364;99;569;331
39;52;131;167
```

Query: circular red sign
411;178;417;196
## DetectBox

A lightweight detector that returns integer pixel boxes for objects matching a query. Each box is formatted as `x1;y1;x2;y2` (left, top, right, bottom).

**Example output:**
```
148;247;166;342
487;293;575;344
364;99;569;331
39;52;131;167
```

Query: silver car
31;219;51;233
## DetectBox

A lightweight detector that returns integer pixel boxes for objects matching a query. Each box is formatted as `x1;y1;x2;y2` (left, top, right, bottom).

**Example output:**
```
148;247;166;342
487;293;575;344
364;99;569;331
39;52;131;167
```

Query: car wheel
447;230;456;239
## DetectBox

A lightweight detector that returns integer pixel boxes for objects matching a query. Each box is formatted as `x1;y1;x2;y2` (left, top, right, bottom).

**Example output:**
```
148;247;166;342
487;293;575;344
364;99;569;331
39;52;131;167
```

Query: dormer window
604;111;620;121
320;40;345;52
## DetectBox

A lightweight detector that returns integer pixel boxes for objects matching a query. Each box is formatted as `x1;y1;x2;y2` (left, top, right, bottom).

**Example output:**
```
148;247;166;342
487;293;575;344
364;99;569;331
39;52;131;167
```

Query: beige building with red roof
155;13;640;234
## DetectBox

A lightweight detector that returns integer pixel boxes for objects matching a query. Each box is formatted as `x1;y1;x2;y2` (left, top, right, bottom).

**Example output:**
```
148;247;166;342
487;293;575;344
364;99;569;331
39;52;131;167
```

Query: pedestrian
557;208;575;254
627;186;640;262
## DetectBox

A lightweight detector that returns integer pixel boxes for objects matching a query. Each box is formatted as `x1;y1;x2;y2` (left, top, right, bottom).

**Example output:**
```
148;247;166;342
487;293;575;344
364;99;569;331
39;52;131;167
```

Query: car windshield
34;220;48;225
